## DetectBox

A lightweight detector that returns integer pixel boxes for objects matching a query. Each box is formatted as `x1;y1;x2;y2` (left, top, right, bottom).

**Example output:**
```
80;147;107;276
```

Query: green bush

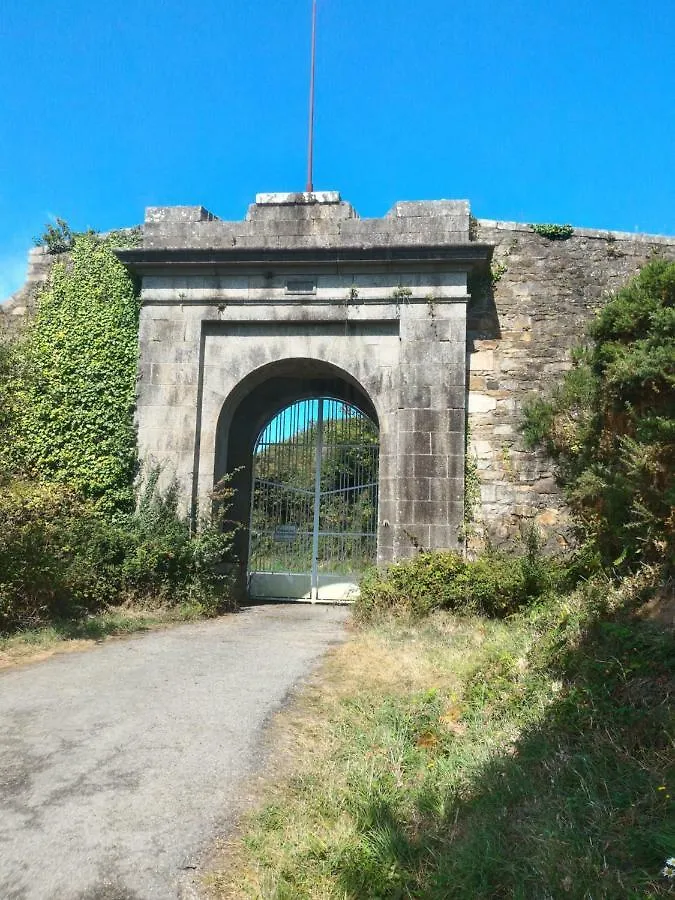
0;225;241;635
530;222;574;240
357;536;559;621
522;259;675;574
0;475;237;634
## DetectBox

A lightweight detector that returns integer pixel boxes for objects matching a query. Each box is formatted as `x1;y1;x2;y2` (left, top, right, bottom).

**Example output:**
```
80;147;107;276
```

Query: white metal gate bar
247;397;379;601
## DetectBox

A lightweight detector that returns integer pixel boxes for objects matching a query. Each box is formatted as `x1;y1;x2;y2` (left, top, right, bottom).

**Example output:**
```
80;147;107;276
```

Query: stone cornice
115;243;493;274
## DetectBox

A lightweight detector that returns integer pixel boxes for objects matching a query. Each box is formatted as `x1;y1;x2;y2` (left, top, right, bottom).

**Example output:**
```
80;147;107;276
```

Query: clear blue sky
1;0;674;296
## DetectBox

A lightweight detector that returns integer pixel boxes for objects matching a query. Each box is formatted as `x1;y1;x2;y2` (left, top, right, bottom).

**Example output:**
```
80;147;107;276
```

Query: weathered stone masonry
117;194;491;567
467;220;675;548
0;247;53;339
3;196;674;562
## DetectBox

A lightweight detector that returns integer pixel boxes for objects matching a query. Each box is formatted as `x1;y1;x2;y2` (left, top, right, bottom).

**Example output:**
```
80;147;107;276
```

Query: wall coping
478;218;675;245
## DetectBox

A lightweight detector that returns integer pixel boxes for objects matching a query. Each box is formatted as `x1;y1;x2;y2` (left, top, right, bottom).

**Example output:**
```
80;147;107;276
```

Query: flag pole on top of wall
306;0;318;193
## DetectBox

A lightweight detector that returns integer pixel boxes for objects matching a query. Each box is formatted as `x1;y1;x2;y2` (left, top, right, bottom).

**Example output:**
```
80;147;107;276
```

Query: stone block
470;350;496;372
447;455;464;480
399;476;429;502
378;477;397;501
430;430;456;456
428;478;454;502
429;525;460;549
377;499;396;526
535;508;563;527
414;454;448;479
397;500;414;523
399;430;432;455
431;385;466;409
468;392;497;413
400;382;431;408
414;409;448;432
377;454;396;482
394;525;431;556
413;501;449;525
397;410;416;432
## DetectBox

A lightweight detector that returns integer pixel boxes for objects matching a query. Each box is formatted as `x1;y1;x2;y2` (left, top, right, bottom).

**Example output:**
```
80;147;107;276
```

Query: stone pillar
394;298;467;555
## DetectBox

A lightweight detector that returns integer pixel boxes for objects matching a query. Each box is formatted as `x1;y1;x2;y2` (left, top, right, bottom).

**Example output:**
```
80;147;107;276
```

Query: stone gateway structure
116;193;491;596
3;192;674;598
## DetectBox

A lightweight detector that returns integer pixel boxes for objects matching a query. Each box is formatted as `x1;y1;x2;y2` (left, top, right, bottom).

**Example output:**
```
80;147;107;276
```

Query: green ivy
9;230;142;513
490;261;508;285
530;223;574;241
462;424;481;543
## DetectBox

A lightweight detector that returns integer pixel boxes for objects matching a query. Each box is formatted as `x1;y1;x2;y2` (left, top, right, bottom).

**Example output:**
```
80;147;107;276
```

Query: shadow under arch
214;358;380;593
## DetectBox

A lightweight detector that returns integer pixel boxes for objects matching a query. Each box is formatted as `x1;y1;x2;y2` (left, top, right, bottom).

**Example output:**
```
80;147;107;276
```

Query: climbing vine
530;223;574;241
9;229;142;513
461;424;481;544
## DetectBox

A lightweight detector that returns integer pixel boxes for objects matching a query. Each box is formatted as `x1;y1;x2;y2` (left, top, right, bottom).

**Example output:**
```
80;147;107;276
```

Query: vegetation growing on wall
7;230;141;513
33;217;75;254
529;222;574;240
523;259;675;574
1;225;237;636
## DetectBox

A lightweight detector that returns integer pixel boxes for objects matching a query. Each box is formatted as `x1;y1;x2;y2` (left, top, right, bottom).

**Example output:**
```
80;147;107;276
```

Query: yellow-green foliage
0;227;239;633
8;231;141;512
0;473;237;633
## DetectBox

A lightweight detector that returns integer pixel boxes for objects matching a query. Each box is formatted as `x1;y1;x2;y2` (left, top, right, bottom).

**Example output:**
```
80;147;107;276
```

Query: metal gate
247;398;379;602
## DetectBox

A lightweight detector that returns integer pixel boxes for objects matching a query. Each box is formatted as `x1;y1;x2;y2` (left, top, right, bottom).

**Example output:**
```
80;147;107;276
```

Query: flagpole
306;0;317;193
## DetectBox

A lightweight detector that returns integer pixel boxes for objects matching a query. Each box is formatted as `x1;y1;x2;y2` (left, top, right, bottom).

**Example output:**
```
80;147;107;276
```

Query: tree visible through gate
248;398;379;601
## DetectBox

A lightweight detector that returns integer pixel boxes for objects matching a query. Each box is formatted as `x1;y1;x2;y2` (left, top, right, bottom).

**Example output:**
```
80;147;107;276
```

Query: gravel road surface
0;603;349;899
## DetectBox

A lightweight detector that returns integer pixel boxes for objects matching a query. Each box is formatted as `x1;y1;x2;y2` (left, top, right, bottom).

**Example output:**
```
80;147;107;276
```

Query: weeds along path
0;603;349;900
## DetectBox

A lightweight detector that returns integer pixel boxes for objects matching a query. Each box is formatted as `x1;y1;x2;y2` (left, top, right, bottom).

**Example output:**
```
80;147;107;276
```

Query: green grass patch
210;574;674;899
0;602;206;668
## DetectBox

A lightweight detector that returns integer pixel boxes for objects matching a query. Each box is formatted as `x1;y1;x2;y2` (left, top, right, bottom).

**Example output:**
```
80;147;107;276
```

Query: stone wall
467;220;675;549
3;202;674;559
0;247;54;340
119;194;490;565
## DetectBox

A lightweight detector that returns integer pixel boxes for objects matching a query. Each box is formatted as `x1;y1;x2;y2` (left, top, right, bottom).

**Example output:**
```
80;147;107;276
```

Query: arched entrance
215;358;382;601
248;397;379;601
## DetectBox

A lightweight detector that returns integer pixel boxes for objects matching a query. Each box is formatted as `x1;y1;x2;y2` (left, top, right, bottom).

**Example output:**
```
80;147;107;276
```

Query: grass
0;602;208;669
206;575;674;899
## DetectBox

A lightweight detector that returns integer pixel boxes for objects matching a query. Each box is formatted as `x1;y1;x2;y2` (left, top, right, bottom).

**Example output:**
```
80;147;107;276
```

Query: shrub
33;217;74;254
530;223;574;240
0;475;237;634
522;259;675;574
357;536;559;621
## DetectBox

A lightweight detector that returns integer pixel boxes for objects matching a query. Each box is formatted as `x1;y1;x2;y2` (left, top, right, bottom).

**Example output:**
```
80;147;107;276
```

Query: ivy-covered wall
3;231;142;512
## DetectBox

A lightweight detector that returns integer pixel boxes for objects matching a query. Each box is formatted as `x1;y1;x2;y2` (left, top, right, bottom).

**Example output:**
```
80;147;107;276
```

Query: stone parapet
141;195;471;251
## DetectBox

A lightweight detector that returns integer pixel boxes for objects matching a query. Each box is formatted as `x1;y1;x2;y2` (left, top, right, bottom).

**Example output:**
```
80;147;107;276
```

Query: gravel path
0;603;349;899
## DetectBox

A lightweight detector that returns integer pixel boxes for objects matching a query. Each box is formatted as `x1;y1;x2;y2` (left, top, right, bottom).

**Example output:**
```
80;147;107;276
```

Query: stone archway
215;358;380;595
118;192;492;584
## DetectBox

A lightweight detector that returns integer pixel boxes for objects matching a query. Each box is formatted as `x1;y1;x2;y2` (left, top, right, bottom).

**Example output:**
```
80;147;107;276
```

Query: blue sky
1;0;674;297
